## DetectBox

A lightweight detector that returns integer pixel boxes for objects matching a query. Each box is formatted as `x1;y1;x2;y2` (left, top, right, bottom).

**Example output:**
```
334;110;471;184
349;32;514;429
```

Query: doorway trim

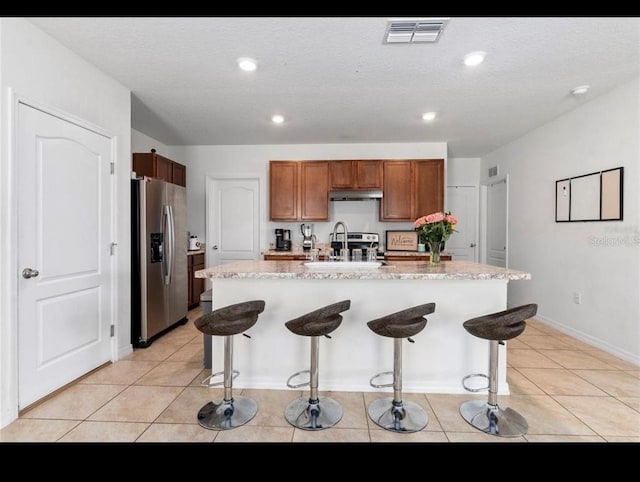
480;174;510;268
0;90;117;428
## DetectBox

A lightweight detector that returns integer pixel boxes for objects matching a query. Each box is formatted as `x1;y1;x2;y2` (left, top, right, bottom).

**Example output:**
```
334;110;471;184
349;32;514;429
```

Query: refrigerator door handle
163;205;172;285
168;205;175;285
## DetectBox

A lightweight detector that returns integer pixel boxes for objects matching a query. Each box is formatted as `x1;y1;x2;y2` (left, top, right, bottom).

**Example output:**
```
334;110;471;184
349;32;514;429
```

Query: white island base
202;270;522;395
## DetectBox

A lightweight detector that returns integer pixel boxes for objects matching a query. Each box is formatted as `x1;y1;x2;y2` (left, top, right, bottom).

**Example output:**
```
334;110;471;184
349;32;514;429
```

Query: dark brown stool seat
367;303;436;339
284;300;351;430
460;303;538;437
194;300;266;431
195;300;265;336
462;303;537;341
285;300;350;337
366;303;436;433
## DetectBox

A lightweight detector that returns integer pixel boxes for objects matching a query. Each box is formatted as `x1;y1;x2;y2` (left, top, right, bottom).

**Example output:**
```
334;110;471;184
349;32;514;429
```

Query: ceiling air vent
384;18;450;44
488;166;499;178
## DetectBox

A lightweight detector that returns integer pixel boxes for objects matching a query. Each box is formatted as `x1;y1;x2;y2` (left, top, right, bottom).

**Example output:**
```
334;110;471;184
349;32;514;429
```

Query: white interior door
206;177;260;266
17;103;113;409
446;186;478;261
486;178;508;267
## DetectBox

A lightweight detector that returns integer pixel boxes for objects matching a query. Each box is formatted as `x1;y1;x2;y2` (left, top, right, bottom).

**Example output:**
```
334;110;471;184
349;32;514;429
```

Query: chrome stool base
460;399;528;437
285;396;343;430
197;396;258;430
368;397;428;433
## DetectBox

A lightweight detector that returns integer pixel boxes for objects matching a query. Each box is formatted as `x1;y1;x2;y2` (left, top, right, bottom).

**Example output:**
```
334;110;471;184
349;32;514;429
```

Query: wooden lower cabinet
385;254;452;262
188;253;206;309
264;254;326;261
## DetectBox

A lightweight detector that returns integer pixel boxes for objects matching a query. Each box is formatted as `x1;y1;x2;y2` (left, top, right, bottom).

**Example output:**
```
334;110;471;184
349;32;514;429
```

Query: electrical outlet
572;292;582;304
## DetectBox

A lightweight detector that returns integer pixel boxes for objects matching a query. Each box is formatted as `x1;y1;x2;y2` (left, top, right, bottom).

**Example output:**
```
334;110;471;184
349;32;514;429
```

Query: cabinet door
172;162;186;187
329;161;354;189
132;153;155;178
413;159;444;218
155;155;174;183
269;161;299;220
355;160;382;189
300;161;329;220
382;161;413;220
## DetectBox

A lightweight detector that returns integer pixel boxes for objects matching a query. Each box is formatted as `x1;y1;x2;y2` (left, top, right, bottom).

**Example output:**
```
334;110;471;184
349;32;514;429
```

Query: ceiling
29;17;640;157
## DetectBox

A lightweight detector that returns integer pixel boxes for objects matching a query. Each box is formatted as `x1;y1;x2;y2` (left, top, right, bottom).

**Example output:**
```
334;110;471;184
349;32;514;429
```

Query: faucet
332;221;349;256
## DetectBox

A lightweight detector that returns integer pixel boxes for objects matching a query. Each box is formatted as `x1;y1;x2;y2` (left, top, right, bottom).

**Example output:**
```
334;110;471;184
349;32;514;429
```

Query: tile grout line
548;394;612;440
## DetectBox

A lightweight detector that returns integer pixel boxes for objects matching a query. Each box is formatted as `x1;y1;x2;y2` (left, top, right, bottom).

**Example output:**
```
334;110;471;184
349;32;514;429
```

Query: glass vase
428;239;442;265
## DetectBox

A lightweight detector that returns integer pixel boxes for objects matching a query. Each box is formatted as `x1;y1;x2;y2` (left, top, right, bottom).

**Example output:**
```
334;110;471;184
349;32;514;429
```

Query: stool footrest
462;373;489;392
287;370;311;389
369;371;394;389
201;369;240;388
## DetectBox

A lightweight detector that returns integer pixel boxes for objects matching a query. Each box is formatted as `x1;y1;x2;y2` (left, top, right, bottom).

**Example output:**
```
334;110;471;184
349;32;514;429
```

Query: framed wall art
555;167;623;223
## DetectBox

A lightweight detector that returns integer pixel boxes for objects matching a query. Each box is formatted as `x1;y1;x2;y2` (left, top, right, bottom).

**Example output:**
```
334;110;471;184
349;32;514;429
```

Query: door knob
212;245;218;250
470;243;477;248
22;268;39;279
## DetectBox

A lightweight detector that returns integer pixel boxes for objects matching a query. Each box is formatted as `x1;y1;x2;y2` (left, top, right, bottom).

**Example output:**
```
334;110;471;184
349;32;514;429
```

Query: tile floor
2;308;639;443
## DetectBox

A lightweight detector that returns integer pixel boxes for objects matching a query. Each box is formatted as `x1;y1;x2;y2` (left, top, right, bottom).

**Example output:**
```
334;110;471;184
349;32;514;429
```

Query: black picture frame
555;166;623;223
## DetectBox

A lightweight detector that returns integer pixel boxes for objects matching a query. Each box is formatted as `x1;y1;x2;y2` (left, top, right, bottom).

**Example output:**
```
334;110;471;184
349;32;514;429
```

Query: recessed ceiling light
571;85;590;96
463;51;486;67
421;112;437;121
237;57;257;72
271;114;285;125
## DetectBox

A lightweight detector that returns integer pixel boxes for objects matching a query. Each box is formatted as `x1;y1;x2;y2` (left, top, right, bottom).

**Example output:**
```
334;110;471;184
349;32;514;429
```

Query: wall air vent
384;18;450;44
488;166;499;178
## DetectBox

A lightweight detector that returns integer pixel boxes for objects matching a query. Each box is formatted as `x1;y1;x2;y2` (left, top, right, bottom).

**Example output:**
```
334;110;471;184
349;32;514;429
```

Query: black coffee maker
275;228;292;251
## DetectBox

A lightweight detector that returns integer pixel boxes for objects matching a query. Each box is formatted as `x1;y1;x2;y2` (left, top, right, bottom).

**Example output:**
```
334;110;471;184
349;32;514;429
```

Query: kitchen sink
303;261;385;269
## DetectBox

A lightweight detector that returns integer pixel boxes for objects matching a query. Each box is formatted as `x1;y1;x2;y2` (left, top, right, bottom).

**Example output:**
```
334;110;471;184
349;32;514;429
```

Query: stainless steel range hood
329;189;383;201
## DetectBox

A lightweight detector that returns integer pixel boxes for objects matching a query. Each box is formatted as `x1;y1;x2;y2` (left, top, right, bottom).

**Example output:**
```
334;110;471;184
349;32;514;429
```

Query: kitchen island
195;260;530;394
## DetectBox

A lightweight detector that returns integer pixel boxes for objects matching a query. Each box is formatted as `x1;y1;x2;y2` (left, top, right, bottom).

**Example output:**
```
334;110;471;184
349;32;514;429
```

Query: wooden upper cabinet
172;162;186;187
382;161;413;220
269;161;299;221
355;160;382;189
300;161;329;220
381;159;444;221
269;161;329;221
132;151;187;187
155;155;173;182
329;160;382;190
329;161;354;189
413;159;444;218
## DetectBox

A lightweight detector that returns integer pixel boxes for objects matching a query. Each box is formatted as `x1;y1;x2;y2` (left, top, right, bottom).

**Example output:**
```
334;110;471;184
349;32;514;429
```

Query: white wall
166;142;447;251
131;128;168;155
481;78;640;364
447;158;480;187
0;18;132;427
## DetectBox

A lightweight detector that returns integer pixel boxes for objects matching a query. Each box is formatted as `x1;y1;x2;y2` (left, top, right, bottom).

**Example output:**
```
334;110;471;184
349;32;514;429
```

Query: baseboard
535;314;640;367
117;343;133;360
231;378;510;395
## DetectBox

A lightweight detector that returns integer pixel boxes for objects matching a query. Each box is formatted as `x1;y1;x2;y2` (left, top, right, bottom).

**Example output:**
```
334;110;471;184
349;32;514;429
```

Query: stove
330;232;383;259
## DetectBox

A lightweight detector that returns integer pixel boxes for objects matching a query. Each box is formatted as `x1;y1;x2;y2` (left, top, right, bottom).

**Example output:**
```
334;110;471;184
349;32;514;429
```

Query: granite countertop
195;259;530;281
187;248;205;256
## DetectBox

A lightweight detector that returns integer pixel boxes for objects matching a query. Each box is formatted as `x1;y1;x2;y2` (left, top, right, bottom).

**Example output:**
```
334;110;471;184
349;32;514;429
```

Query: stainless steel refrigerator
131;177;188;347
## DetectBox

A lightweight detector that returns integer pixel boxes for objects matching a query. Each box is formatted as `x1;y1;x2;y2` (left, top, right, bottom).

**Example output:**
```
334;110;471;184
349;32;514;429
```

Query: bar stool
194;300;266;430
367;303;436;433
284;300;351;430
460;303;538;437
